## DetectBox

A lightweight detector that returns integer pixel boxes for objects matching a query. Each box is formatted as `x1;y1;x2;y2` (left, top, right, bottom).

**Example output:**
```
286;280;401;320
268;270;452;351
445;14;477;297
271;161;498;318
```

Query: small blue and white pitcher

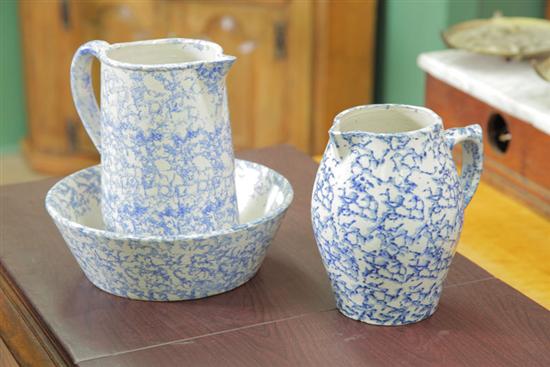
312;104;483;325
71;38;239;236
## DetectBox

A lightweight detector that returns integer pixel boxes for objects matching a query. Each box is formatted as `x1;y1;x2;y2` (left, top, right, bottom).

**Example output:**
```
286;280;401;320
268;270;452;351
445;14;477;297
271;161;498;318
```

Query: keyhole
488;113;511;154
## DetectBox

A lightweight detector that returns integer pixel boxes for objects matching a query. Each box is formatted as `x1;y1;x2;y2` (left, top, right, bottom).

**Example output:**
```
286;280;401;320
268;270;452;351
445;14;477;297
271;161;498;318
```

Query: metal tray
443;16;550;60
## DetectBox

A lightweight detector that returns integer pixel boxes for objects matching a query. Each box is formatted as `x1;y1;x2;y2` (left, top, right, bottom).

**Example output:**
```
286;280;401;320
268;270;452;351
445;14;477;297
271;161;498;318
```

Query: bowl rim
45;159;294;242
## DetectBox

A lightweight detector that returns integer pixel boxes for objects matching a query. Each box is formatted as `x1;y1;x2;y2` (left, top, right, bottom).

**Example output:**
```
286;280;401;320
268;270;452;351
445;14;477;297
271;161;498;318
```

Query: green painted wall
376;0;449;105
478;0;545;18
0;0;26;153
375;0;546;105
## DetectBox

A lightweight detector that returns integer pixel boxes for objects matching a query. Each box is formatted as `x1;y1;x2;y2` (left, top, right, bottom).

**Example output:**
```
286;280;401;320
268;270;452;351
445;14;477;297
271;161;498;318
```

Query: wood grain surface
1;146;549;366
0;337;19;367
0;267;71;366
79;280;550;367
19;1;377;174
311;0;377;154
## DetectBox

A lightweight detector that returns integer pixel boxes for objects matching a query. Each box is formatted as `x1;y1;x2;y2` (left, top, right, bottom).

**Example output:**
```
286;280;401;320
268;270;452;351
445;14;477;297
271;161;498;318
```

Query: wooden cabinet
19;0;376;174
164;1;310;151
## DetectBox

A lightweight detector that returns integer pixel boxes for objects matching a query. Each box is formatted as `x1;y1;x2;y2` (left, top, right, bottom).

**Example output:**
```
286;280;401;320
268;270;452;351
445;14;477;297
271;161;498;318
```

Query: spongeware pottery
71;38;238;236
45;160;293;301
312;104;483;325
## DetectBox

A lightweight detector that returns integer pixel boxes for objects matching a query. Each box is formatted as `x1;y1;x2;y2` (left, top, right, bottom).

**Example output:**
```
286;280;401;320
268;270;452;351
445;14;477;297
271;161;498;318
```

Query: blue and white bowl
45;160;293;301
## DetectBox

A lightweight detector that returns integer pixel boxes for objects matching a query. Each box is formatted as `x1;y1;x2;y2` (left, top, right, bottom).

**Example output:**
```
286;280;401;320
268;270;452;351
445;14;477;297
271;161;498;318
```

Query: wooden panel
0;267;70;367
286;0;314;152
312;0;377;154
0;337;19;367
21;139;99;176
19;1;99;165
19;1;75;153
75;0;165;42
80;280;550;367
425;74;550;217
165;1;312;152
20;0;376;172
524;124;550;189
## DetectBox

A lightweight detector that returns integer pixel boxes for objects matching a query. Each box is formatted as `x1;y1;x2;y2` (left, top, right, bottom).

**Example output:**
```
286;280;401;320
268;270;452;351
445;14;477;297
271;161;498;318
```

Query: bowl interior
46;160;292;233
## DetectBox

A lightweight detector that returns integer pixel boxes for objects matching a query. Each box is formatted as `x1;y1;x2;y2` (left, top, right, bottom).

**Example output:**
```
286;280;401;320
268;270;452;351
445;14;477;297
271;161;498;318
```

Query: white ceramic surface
71;38;239;236
45;160;293;301
312;104;483;325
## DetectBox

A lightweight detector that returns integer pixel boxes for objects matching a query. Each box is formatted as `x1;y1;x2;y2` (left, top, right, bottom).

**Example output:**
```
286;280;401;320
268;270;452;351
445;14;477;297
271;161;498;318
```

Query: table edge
0;264;73;366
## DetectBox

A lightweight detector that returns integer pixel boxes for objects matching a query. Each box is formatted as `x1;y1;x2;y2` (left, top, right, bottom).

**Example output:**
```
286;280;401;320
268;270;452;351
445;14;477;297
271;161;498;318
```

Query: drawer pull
488;113;511;153
498;133;512;142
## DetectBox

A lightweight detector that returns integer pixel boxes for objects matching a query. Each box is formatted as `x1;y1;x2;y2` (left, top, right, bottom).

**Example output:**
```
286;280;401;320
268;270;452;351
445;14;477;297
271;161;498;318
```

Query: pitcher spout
196;55;236;81
328;130;351;161
213;55;236;75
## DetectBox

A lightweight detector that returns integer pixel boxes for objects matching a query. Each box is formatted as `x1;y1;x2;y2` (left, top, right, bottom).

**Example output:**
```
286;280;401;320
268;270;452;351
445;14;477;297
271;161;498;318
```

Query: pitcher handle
444;124;483;208
70;40;109;153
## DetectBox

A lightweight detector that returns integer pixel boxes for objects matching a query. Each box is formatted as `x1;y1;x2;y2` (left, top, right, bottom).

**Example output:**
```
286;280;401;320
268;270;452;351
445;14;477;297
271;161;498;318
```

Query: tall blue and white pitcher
71;39;238;236
312;104;483;325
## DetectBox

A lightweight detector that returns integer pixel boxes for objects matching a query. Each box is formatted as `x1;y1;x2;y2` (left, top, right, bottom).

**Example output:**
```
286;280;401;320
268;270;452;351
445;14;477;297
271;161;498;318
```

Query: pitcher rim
330;104;443;138
97;38;236;71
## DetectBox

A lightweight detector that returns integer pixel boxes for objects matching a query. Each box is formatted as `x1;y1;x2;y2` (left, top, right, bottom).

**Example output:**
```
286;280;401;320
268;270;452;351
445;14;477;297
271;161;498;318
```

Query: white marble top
418;50;550;134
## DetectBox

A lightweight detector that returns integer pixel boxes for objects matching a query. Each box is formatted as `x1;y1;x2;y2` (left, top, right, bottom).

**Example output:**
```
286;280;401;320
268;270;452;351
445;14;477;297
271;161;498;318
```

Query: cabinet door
164;1;312;151
19;0;166;173
75;0;165;43
20;0;313;175
20;1;91;156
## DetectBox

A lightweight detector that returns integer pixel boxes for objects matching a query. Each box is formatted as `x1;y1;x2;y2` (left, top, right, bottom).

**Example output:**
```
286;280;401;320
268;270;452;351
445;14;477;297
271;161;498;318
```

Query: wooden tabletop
1;145;549;366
